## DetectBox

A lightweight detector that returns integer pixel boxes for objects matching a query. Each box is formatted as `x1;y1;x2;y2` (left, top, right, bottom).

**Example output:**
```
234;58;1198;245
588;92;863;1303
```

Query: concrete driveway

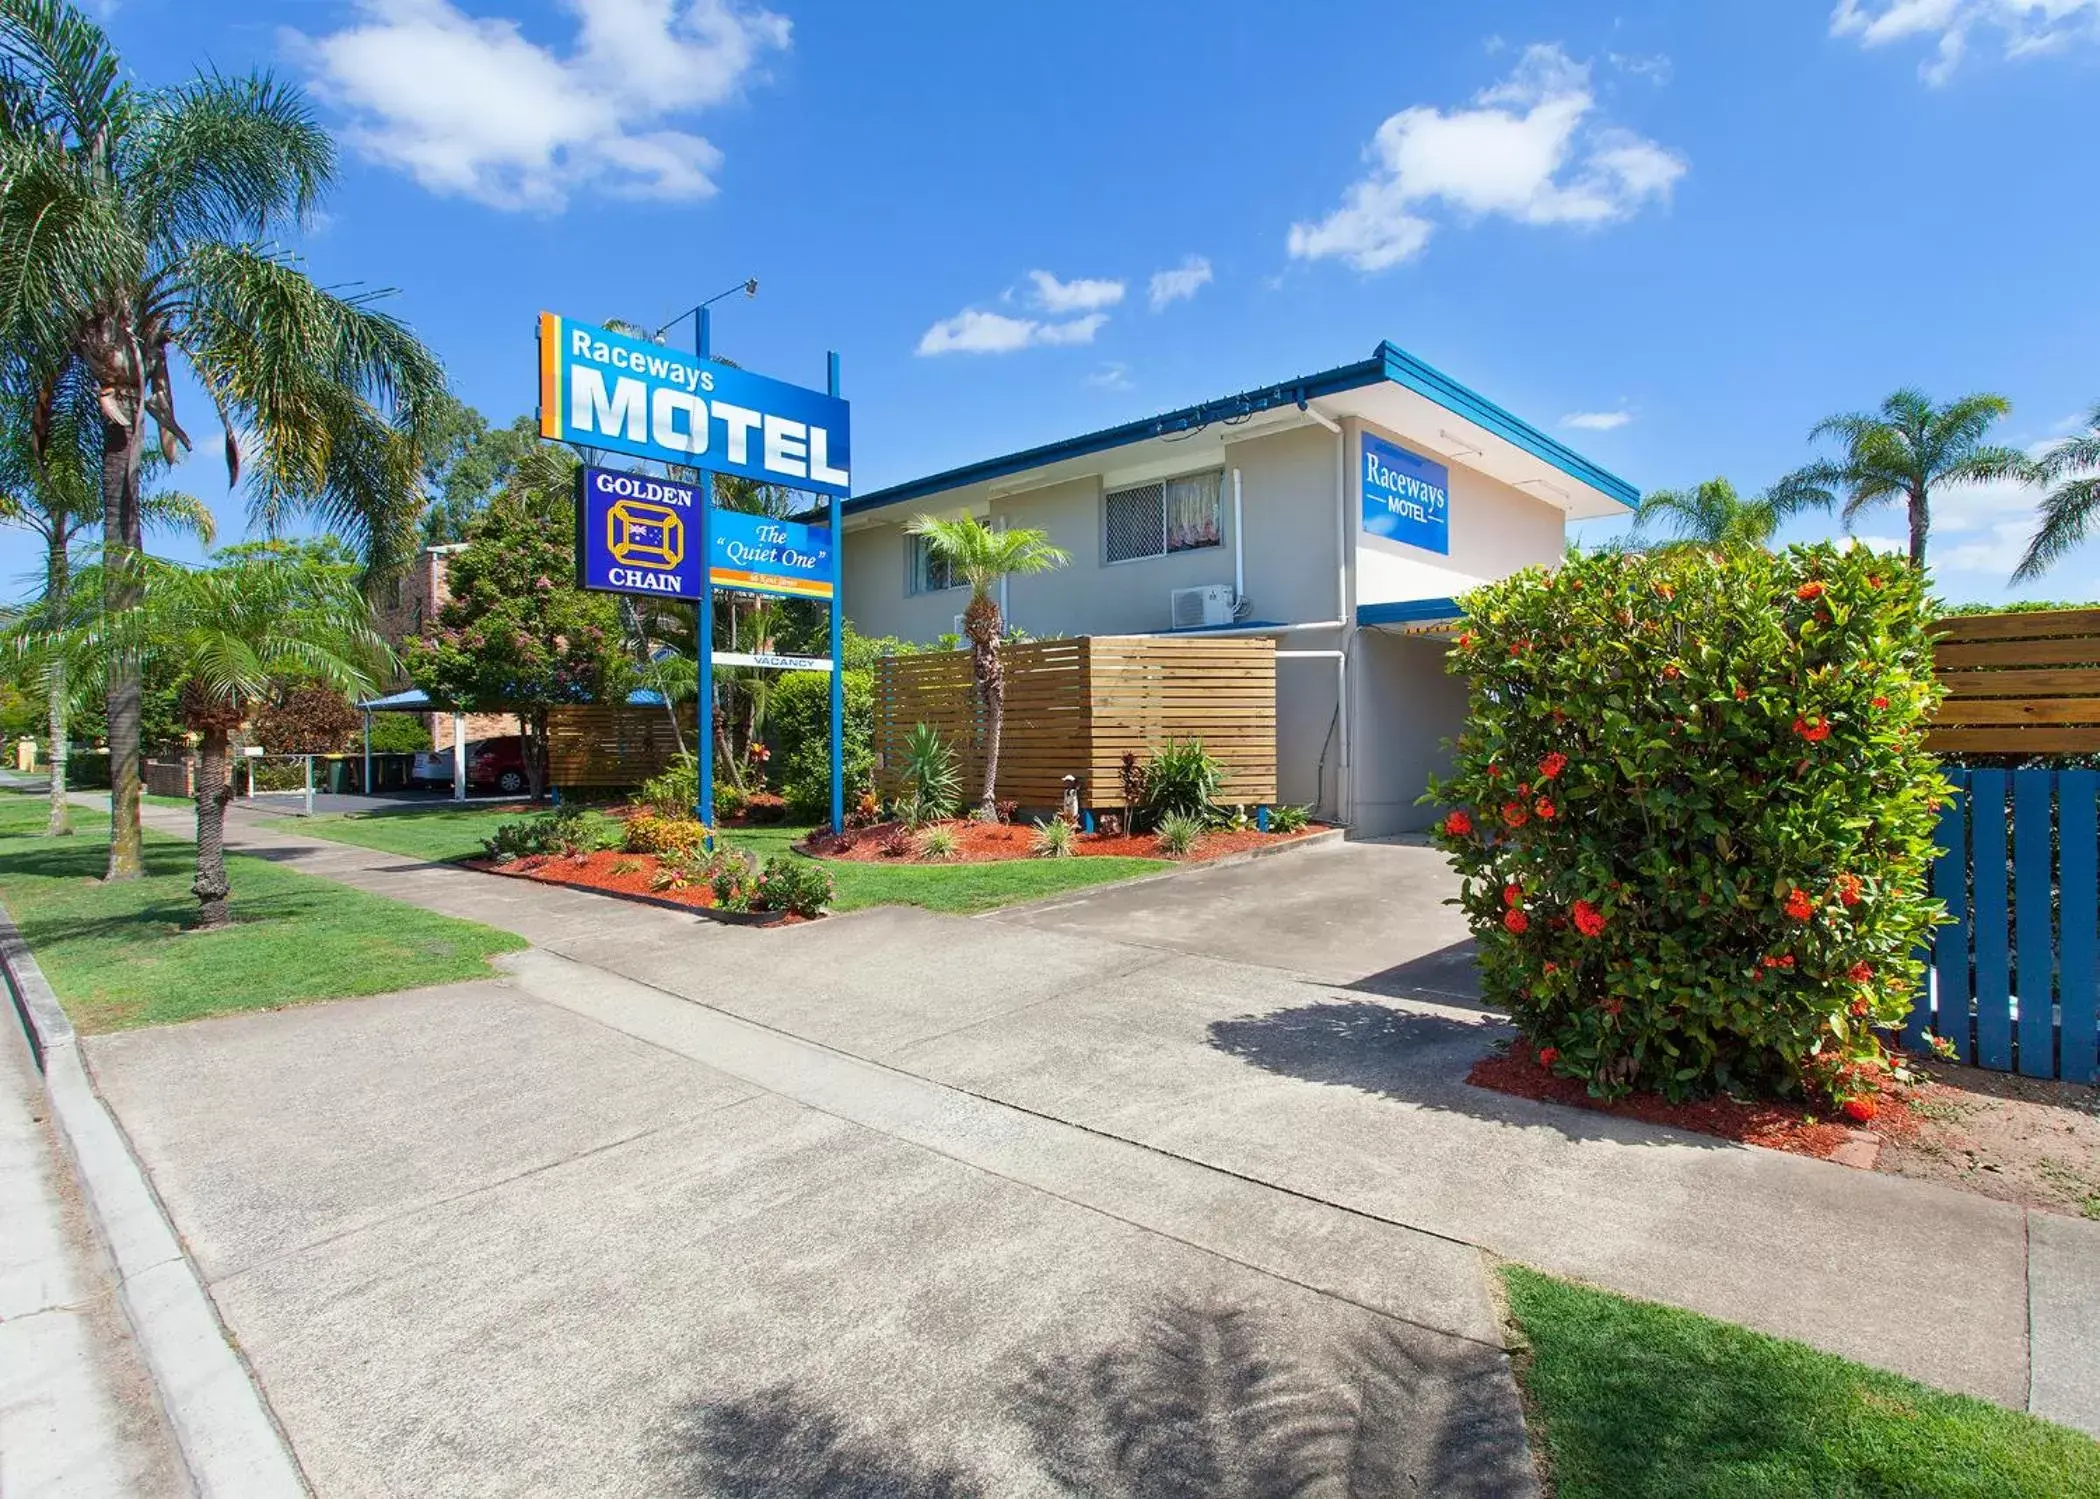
71;832;2091;1491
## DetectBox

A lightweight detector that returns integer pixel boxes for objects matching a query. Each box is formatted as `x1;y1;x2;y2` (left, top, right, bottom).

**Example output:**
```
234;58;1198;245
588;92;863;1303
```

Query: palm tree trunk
100;417;144;880
1908;490;1929;570
192;727;235;930
44;536;71;837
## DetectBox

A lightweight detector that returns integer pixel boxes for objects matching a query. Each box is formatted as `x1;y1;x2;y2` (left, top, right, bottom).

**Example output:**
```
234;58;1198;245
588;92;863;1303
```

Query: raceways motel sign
539;313;851;497
574;466;834;601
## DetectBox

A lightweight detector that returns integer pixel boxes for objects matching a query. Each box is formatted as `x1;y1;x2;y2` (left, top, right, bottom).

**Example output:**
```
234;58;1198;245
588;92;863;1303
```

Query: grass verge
1501;1265;2100;1498
268;805;1172;915
0;797;525;1032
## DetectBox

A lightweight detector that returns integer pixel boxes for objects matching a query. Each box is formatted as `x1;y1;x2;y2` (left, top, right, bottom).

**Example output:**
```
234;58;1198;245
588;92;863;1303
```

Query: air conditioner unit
1171;584;1237;631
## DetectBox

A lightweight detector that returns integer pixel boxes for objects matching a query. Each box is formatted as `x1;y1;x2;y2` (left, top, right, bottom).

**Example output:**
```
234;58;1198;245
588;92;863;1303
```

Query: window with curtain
908;533;962;595
1103;469;1222;562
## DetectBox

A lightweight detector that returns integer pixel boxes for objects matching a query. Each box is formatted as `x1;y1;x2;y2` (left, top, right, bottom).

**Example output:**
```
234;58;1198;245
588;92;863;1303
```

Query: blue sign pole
696;306;716;838
827;349;845;836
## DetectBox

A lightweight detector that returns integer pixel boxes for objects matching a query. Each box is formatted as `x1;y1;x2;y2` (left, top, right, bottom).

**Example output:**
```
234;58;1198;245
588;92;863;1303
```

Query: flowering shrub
1428;543;1949;1103
622;812;708;858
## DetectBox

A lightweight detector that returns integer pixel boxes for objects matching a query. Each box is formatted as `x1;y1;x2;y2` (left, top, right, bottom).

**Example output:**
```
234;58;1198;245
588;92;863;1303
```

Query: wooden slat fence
873;636;1277;808
545;704;695;788
1926;607;2100;755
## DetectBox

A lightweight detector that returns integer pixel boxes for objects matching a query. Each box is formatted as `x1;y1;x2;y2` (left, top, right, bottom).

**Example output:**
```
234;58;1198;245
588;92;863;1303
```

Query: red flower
1867;575;1884;590
1542;961;1559;974
1842;1097;1877;1124
1836;873;1863;906
1572;900;1608;938
1784;888;1814;921
1734;685;1749;701
1871;696;1890;710
1794;716;1831;743
1442;810;1474;838
1601;997;1625;1017
1508;638;1532;656
1502;801;1529;829
1504;883;1524;907
1847;961;1873;982
1456;630;1475;648
1662;663;1681;680
1538;752;1568;780
1534;798;1557;820
1796;580;1826;600
1486;763;1504;779
1537;1046;1560;1068
1503;909;1530;934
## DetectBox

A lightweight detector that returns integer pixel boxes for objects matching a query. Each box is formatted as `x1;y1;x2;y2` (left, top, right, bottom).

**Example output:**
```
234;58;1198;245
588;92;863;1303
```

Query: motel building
840;341;1637;836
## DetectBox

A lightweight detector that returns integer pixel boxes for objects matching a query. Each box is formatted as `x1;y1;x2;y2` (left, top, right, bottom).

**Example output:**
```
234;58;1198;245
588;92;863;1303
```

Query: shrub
634;754;700;819
1269;804;1311;834
878;825;914;858
771;667;874;822
756;856;833;917
1154;810;1205;857
1031;816;1075;858
708;849;761;910
712;779;748;822
1140;740;1223;827
900;722;960;824
481;805;611;862
916;825;959;861
364;713;433;754
622;812;708;858
1427;543;1950;1104
252;680;362;754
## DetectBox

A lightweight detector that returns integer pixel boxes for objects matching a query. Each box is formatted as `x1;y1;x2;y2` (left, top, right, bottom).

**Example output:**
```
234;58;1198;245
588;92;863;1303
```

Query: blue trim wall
846;340;1639;518
1356;597;1462;627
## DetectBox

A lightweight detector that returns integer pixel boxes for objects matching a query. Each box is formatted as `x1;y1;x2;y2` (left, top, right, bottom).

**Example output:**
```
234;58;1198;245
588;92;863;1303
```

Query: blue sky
21;0;2100;602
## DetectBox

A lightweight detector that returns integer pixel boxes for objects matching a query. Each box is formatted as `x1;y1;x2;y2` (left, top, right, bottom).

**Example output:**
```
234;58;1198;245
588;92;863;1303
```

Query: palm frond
2012;477;2100;583
139;486;214;544
131;69;334;251
0;0;129;150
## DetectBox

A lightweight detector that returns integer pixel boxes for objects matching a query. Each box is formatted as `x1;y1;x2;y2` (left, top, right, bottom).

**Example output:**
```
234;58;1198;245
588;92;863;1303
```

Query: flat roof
849;340;1638;517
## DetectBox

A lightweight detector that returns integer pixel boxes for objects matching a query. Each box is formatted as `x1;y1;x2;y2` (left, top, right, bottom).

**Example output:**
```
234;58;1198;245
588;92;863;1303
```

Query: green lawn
1502;1266;2100;1498
0;798;525;1032
266;804;1171;914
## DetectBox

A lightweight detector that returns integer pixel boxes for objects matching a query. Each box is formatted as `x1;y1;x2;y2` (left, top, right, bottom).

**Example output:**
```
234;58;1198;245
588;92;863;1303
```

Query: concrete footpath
1;972;186;1497
41;792;2100;1478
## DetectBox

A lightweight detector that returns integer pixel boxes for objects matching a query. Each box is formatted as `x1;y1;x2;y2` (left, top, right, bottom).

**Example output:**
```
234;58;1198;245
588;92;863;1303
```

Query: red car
412;736;531;794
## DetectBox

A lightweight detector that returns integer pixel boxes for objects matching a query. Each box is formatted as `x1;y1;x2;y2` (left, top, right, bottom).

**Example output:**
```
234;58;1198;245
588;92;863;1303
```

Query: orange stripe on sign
711;568;834;599
537;313;562;439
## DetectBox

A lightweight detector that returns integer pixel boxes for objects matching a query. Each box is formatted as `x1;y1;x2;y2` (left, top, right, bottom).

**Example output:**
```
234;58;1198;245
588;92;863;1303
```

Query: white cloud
915;308;1106;356
1025;270;1125;314
1147;255;1214;311
1085;361;1132;391
1286;44;1686;272
1608;51;1675;84
290;0;790;211
1561;410;1631;430
1830;0;2100;84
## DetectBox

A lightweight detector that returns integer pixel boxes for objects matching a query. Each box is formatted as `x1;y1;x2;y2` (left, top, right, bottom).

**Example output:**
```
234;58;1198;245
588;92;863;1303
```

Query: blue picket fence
1906;767;2099;1082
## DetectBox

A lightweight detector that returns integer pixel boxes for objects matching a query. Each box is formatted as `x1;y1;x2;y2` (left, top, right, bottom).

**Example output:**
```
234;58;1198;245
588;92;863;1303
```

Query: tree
0;379;212;834
1779;389;2030;569
2013;402;2100;583
251;679;362;754
904;513;1070;818
418;400;540;546
401;448;635;799
1631;476;1830;552
0;0;446;879
43;551;384;928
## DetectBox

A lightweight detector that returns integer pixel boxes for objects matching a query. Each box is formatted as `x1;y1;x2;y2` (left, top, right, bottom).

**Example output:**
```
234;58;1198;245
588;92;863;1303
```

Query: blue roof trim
1357;597;1463;628
847;354;1388;515
1377;344;1638;509
848;340;1639;519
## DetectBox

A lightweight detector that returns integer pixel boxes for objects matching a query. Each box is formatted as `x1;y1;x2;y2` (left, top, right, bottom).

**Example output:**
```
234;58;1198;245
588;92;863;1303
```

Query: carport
355;689;472;802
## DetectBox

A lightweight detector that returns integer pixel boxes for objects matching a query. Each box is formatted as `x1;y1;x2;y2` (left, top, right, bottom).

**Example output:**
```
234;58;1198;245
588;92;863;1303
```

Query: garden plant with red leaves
1428;543;1950;1104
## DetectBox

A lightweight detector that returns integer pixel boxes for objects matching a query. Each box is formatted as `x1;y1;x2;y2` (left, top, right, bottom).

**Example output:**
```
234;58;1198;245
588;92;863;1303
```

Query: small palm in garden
904;513;1070;818
1430;543;1950;1107
55;552;384;929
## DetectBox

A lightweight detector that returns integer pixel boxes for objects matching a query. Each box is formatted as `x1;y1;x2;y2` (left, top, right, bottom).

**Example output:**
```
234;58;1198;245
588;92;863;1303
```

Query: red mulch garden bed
799;818;1322;864
1468;1040;1927;1164
463;850;808;924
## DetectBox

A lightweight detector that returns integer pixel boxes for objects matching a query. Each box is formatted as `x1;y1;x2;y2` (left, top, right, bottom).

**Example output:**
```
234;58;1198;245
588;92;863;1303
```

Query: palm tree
1;381;212;834
2013;402;2100;582
904;513;1070;818
1631;476;1830;551
50;551;384;928
1779;389;2030;569
0;0;445;879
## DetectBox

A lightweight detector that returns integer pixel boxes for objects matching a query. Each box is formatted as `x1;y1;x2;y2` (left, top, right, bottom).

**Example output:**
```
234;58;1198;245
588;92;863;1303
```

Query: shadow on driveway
651;1297;1532;1498
1206;1000;1733;1151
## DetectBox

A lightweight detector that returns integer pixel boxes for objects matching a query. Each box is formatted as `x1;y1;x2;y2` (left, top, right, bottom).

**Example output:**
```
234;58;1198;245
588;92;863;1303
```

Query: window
908;533;963;594
1104;469;1223;563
